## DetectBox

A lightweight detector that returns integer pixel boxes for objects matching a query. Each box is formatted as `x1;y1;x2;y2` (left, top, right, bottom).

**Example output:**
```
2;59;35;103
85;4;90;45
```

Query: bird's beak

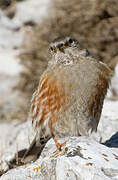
56;47;59;52
61;45;66;49
56;45;66;53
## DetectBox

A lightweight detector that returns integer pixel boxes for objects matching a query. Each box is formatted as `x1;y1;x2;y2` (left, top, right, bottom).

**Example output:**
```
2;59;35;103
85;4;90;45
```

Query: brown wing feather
30;71;68;131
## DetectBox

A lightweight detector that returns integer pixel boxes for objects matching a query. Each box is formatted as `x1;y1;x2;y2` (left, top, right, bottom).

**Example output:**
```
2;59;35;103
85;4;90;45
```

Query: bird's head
49;36;91;65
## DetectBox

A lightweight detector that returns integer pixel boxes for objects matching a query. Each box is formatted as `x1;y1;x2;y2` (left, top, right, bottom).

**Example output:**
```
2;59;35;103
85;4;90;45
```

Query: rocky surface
0;98;118;179
0;136;118;180
97;99;118;143
0;120;35;173
13;0;51;26
0;7;23;121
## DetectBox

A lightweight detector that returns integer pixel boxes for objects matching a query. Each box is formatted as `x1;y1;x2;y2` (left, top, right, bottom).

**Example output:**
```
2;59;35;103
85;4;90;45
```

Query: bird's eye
68;38;74;44
65;42;68;46
50;47;53;51
57;43;63;48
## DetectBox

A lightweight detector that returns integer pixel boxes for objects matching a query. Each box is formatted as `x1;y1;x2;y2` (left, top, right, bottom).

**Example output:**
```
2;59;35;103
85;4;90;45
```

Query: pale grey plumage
22;36;112;163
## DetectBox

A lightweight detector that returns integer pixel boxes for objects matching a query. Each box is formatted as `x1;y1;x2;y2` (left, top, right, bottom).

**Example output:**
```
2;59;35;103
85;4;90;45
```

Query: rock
104;131;118;148
0;10;22;49
0;0;51;50
0;0;12;9
0;74;28;121
0;96;118;178
12;0;51;26
1;137;118;180
0;8;26;121
97;99;118;143
0;120;35;173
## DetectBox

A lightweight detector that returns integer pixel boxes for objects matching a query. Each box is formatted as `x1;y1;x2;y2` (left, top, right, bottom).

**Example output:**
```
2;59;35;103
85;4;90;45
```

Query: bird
22;36;112;163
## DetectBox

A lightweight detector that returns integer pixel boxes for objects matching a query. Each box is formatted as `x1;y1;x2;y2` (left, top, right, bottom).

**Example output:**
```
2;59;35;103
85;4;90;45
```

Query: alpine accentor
23;36;112;162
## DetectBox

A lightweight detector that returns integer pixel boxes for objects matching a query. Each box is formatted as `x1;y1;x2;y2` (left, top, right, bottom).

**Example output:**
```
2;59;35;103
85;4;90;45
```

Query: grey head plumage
49;36;92;65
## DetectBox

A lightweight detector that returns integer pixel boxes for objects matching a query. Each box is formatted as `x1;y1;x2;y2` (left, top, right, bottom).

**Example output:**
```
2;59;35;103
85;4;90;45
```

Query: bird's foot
53;140;67;153
51;142;68;158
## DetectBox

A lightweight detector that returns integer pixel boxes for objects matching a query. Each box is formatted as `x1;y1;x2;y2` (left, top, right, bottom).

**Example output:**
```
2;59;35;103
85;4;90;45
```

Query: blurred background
0;0;118;123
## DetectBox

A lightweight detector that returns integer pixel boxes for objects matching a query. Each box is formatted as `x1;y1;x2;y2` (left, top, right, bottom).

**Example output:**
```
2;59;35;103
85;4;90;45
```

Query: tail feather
21;135;50;163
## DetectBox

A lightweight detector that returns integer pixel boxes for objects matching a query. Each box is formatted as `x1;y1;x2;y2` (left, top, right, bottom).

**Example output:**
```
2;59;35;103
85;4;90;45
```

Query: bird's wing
75;59;112;135
30;69;71;133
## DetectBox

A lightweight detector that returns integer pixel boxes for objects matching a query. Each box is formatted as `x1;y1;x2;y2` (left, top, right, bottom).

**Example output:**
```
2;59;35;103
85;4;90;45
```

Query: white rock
0;10;22;49
0;120;35;173
12;0;51;26
0;50;22;75
1;137;118;180
97;99;118;143
0;10;22;75
0;0;52;76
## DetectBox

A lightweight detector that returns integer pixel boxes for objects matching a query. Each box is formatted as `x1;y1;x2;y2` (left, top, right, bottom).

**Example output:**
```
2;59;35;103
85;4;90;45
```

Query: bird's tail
21;135;50;163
